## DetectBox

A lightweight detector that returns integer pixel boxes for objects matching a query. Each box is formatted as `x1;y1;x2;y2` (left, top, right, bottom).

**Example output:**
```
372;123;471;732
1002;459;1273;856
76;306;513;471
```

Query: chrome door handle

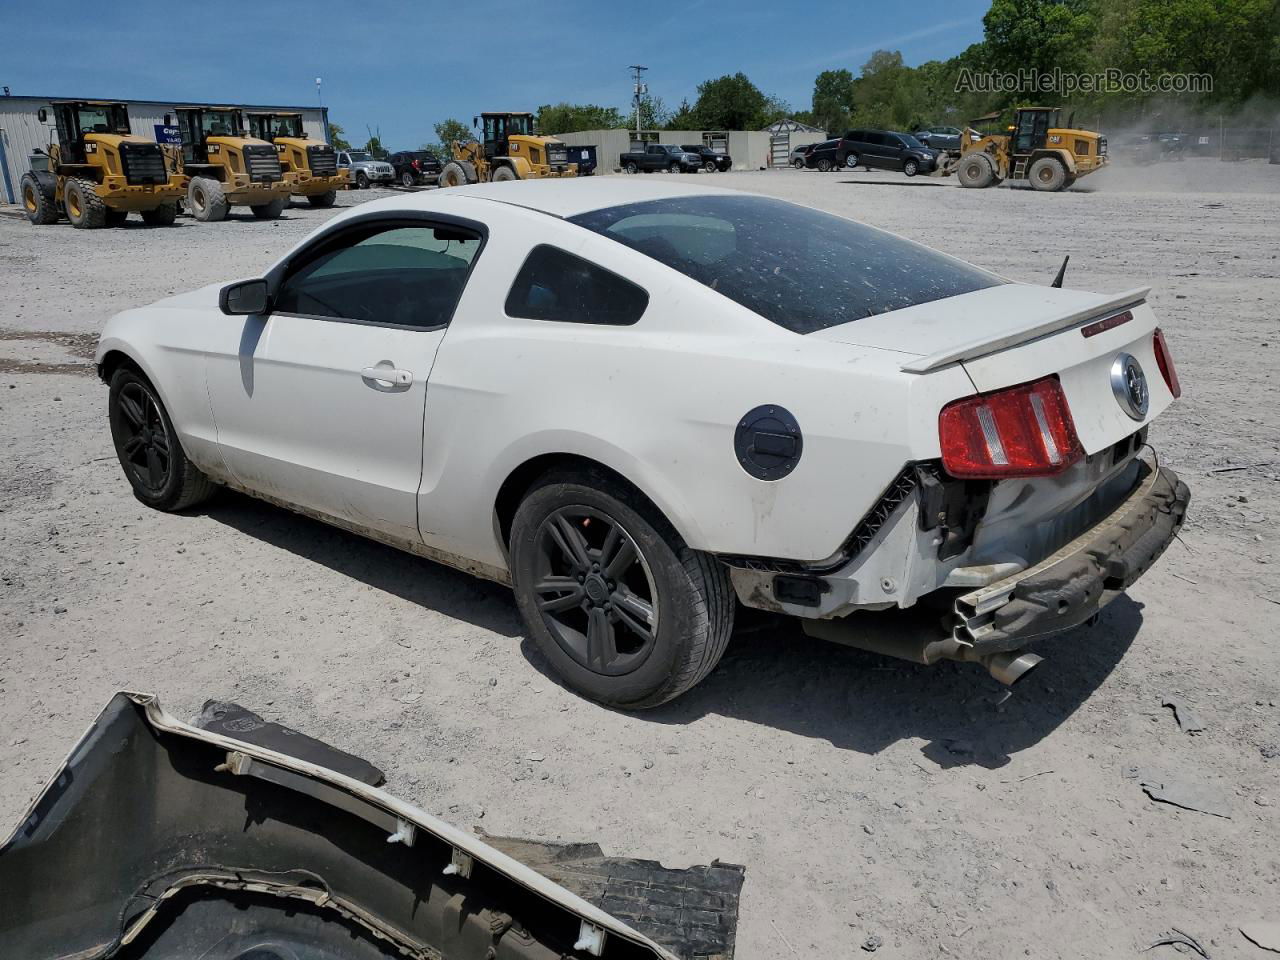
361;366;413;387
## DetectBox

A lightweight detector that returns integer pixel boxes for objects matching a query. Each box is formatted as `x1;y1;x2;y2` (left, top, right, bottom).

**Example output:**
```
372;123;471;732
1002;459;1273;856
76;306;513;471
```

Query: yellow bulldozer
437;112;577;186
174;106;294;221
20;100;187;228
246;111;347;208
951;106;1108;192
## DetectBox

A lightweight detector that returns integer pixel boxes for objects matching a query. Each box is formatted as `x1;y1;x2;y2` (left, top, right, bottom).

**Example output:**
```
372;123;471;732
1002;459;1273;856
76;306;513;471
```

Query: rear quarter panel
415;199;976;569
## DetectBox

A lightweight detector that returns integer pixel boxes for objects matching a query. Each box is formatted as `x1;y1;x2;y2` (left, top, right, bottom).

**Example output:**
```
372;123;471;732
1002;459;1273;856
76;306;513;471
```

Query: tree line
334;0;1279;152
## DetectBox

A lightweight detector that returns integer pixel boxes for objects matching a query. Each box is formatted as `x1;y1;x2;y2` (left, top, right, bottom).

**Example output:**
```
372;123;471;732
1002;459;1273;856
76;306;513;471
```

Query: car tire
401;171;415;187
140;203;178;226
108;366;216;512
510;470;734;709
188;177;229;222
1029;156;1068;191
491;165;518;182
792;158;804;169
250;196;287;219
625;161;638;174
845;152;859;169
816;157;832;172
703;161;716;173
356;171;369;189
667;161;679;173
903;159;919;177
307;190;338;208
64;177;107;228
20;173;60;225
957;153;996;188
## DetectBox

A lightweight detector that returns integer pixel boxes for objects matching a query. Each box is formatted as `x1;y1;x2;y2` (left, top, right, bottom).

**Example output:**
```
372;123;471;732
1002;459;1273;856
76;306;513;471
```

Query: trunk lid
811;283;1174;454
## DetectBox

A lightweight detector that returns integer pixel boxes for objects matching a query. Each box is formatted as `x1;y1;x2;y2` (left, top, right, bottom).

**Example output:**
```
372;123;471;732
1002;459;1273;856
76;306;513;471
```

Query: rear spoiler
900;286;1151;373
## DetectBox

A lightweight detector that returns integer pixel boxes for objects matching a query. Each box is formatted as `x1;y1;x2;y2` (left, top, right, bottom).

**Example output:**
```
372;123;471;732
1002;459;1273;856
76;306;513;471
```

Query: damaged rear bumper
952;463;1189;651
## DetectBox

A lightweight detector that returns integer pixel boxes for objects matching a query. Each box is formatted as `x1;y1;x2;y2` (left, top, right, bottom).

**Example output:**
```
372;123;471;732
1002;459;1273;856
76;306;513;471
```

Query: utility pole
315;77;323;108
629;65;648;141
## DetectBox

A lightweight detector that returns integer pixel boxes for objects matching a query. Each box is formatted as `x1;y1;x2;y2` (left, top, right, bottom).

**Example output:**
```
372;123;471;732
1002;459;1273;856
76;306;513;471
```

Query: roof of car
438;178;742;218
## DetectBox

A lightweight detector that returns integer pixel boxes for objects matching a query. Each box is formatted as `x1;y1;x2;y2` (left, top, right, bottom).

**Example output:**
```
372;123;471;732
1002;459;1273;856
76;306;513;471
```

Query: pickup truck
620;143;703;174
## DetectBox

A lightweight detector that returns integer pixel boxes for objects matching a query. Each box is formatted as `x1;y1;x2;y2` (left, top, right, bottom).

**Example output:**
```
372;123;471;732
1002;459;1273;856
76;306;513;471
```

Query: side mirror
38;107;47;122
219;279;270;316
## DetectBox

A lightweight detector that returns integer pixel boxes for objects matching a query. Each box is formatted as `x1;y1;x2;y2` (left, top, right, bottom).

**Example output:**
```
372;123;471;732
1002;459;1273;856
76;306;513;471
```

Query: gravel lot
2;162;1278;959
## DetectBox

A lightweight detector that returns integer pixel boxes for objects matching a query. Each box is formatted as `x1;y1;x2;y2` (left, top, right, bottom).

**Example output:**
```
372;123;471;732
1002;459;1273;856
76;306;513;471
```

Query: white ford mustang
97;180;1189;707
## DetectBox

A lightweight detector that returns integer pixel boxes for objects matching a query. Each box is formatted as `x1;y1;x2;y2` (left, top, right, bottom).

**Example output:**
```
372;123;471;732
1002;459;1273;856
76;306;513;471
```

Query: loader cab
49;101;131;164
176;107;246;164
480;112;534;158
1012;108;1059;155
248;112;305;142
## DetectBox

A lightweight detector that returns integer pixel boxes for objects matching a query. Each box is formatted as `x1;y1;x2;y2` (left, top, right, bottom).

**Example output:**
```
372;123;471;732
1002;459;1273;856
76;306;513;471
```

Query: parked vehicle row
801;129;942;176
620;143;731;173
20;99;348;229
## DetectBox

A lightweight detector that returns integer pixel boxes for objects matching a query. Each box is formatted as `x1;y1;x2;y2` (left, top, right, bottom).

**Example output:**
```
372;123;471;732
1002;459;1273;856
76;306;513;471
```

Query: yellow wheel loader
246;111;348;208
950;107;1108;192
20;101;186;228
437;112;577;187
174;107;294;221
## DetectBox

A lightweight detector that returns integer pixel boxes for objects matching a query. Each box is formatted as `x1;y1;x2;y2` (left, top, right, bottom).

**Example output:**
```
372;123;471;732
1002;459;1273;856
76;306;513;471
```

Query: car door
862;132;892;169
204;216;485;541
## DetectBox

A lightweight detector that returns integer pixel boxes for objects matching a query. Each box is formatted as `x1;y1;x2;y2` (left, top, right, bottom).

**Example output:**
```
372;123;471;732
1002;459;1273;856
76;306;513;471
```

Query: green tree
666;98;700;129
326;122;351;150
536;103;625;133
690;73;783;129
982;0;1098;82
433;118;473;148
812;69;856;134
364;134;387;159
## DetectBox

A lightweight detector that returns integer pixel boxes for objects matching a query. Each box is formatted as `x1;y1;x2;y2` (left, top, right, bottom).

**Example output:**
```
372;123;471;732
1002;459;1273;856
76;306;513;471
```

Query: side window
505;245;649;326
865;132;886;146
275;223;483;329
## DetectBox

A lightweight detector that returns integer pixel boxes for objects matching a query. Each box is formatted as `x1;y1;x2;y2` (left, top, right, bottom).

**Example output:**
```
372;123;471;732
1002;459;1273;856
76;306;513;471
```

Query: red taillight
412;159;421;170
1152;327;1181;398
939;376;1084;479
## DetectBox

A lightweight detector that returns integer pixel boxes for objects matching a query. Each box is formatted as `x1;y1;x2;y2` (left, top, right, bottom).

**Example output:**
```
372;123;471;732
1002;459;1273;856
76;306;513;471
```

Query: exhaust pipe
980;650;1043;686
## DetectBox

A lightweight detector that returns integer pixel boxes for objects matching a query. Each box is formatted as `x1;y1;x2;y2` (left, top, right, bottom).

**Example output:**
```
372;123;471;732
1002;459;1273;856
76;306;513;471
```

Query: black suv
805;130;939;176
388;150;442;186
680;145;733;172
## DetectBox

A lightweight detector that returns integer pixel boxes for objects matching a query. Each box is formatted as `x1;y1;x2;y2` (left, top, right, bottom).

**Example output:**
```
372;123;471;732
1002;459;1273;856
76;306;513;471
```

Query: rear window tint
569;195;1001;334
505;244;649;326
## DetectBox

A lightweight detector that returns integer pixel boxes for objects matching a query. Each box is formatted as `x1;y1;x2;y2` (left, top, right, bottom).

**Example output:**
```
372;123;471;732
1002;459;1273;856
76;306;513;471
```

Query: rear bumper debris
953;463;1190;650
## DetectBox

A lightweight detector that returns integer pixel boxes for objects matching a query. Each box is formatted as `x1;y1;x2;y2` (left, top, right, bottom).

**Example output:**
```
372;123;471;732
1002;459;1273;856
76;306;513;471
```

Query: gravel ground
2;163;1278;959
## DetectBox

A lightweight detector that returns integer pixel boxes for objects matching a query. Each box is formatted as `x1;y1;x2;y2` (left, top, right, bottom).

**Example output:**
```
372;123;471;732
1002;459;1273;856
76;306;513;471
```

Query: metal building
0;94;329;204
554;120;828;174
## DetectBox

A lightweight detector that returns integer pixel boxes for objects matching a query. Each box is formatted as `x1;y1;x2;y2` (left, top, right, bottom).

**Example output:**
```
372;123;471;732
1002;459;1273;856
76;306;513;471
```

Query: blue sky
1;0;989;148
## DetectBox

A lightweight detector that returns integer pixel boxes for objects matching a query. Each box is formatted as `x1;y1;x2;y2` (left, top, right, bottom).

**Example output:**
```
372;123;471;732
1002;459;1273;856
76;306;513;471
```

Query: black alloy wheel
530;506;659;677
114;379;173;497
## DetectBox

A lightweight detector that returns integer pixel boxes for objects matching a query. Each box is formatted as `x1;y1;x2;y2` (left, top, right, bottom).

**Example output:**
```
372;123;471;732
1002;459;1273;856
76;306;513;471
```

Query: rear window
505;245;649;326
568;195;1002;334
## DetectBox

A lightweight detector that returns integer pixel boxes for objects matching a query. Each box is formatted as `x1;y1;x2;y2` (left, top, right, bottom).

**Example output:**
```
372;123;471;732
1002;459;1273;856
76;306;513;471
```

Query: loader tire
105;209;129;227
1029;156;1067;192
141;203;178;226
307;190;338;207
64;178;107;228
20;173;59;224
491;165;518;182
188;177;229;222
250;196;287;219
957;153;996;188
438;161;473;187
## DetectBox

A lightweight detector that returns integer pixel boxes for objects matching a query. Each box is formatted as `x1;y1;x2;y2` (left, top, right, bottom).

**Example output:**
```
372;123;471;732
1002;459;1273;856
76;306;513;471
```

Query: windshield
272;115;304;138
349;151;372;161
898;133;926;149
74;104;130;136
569;195;1002;334
201;111;243;137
